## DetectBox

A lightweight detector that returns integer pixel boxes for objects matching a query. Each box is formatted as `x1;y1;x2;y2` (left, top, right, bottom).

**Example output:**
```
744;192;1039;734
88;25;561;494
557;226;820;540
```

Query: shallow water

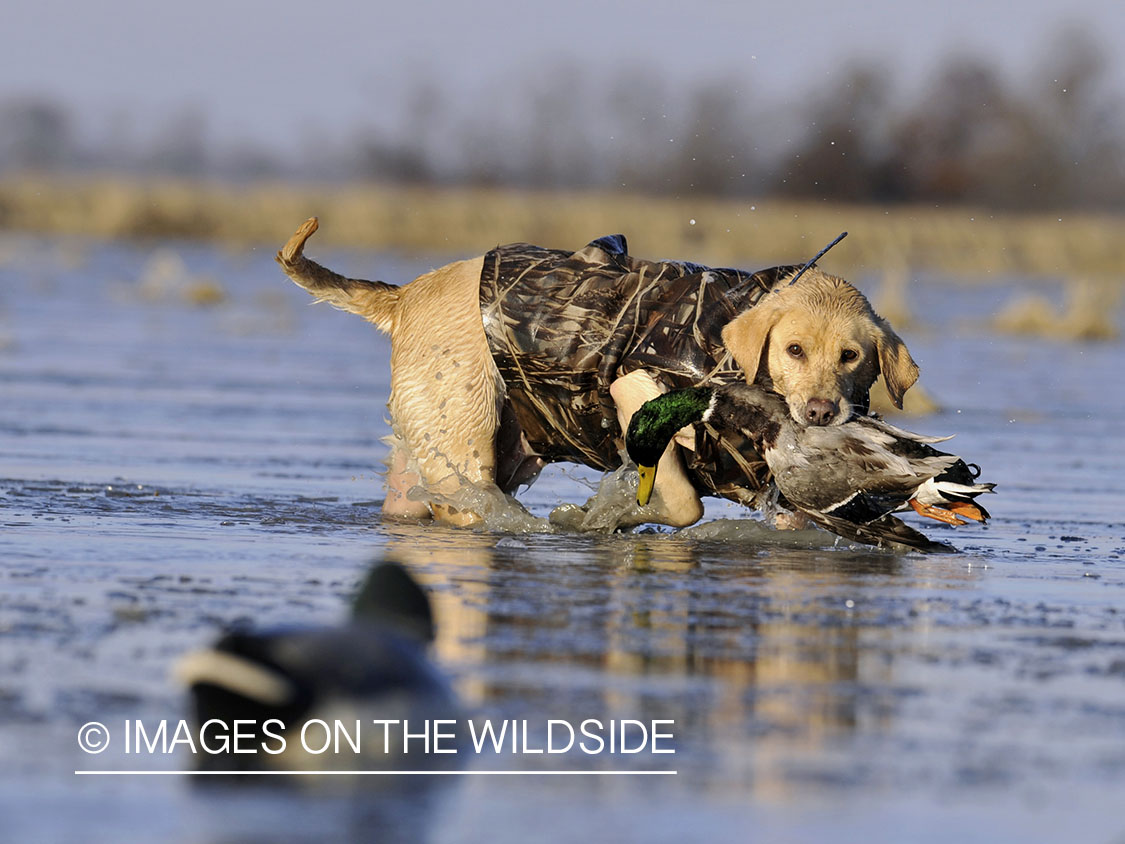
1;236;1124;843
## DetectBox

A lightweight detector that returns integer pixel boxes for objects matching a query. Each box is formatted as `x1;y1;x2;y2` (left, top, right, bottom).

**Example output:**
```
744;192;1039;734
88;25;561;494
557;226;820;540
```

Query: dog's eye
840;348;859;363
787;344;804;359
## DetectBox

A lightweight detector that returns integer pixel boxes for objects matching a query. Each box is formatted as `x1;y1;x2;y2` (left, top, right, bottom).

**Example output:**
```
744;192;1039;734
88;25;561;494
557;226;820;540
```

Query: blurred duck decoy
175;560;457;772
626;383;995;553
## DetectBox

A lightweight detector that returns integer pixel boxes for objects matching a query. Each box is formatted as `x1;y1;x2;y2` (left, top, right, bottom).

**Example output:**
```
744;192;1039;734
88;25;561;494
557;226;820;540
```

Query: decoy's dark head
352;559;435;644
176;559;447;771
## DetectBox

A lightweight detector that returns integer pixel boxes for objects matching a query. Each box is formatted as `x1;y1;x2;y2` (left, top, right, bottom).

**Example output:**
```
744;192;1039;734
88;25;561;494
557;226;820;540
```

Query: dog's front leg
610;371;704;528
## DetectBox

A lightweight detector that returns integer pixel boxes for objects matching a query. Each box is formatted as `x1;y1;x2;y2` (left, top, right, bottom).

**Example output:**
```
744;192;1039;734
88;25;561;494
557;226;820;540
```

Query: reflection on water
379;522;954;793
1;237;1124;842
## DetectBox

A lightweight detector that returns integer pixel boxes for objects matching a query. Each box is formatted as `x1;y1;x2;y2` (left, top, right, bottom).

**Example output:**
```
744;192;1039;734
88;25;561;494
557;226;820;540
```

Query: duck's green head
625;387;714;506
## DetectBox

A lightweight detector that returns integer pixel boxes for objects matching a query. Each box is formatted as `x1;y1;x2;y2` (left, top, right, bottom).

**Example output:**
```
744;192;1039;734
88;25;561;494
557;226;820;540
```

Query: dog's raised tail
276;217;400;333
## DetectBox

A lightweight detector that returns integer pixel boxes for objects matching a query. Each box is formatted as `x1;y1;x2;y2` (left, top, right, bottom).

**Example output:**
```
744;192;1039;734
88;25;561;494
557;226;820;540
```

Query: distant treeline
2;26;1121;211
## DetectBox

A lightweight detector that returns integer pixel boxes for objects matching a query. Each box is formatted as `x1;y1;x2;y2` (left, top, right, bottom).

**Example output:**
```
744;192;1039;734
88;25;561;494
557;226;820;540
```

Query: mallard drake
175;560;457;771
626;383;995;552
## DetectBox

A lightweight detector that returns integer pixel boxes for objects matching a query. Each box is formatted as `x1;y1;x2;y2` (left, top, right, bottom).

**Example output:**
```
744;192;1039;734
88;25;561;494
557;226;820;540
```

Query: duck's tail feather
931;481;994;495
936;480;996;496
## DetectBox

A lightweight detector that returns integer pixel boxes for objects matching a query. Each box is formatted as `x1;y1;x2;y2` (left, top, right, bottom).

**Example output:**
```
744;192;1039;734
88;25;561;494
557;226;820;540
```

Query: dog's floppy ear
874;317;919;409
722;297;782;382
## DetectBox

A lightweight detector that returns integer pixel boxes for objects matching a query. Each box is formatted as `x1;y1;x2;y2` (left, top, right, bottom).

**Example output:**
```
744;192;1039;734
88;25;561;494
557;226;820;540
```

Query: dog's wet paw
548;503;590;532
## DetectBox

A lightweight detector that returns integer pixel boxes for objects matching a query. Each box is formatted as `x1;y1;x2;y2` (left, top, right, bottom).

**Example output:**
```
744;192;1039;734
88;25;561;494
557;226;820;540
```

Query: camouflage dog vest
479;234;797;505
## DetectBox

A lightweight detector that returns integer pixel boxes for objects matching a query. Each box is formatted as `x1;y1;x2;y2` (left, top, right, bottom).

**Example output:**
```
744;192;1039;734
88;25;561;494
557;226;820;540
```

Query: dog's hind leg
389;363;501;527
381;436;432;520
386;257;503;527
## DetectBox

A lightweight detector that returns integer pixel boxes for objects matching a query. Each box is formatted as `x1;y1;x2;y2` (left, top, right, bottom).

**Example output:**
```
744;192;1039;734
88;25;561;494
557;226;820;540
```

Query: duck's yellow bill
636;465;656;507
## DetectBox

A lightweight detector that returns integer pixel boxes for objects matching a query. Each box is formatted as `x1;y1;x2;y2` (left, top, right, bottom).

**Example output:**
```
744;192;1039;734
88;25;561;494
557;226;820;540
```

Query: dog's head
721;269;918;426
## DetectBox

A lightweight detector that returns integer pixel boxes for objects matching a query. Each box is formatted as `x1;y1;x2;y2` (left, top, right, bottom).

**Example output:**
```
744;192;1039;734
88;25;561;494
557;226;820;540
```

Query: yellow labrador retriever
277;219;918;528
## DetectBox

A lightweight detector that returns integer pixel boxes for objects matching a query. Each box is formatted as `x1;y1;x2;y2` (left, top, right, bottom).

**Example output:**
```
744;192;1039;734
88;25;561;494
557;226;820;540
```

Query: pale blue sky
6;0;1123;154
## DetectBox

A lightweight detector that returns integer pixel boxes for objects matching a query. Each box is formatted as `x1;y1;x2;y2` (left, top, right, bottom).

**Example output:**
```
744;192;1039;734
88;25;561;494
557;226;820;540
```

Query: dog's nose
804;398;838;426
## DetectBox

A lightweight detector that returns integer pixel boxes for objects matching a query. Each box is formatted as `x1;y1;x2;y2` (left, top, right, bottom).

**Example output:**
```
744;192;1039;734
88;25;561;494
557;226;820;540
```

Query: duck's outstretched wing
806;509;957;554
860;416;955;445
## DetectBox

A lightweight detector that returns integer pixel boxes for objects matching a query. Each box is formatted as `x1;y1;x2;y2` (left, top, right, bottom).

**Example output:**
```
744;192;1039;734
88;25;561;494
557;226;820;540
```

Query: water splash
382;426;552;533
409;480;553;534
680;517;851;549
548;459;648;533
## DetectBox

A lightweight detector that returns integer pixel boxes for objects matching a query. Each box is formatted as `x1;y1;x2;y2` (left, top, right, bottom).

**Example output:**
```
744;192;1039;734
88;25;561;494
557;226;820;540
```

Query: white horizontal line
75;769;677;776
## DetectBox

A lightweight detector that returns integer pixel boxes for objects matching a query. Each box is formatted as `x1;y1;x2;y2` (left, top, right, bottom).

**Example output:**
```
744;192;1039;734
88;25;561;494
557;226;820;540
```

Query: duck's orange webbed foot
946;500;989;523
908;498;968;526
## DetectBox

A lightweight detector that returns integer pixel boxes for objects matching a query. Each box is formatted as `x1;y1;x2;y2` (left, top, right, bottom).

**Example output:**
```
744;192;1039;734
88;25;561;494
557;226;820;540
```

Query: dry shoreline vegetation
1;176;1120;354
3;175;1124;273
